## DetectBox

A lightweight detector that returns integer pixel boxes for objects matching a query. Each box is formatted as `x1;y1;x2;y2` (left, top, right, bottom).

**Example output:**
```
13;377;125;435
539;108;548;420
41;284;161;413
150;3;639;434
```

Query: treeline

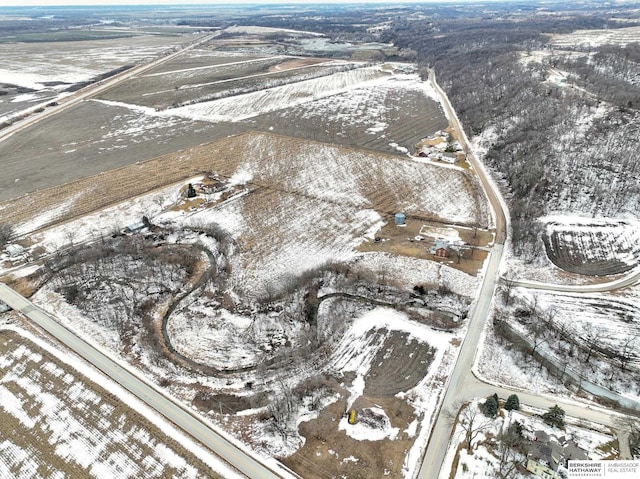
556;43;640;109
384;12;640;261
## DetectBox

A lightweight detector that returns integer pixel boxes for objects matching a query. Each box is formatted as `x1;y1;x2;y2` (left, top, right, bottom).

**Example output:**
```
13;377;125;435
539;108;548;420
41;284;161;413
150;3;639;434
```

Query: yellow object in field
348;409;357;425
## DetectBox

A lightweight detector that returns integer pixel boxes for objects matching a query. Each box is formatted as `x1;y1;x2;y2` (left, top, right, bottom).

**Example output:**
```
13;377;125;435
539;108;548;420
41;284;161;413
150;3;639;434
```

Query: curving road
508;266;640;293
419;70;637;479
428;69;508;245
417;70;508;479
0;282;292;479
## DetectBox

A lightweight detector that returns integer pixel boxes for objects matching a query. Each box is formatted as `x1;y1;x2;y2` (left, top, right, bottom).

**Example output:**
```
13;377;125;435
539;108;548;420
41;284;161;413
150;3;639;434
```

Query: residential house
526;431;588;479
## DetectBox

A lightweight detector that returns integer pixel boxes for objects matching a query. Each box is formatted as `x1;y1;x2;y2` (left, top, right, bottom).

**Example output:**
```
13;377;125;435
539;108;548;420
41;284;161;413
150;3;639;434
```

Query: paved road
428;69;508;244
417;246;504;478
0;33;217;145
509;266;640;293
419;70;637;479
417;71;508;479
0;283;291;479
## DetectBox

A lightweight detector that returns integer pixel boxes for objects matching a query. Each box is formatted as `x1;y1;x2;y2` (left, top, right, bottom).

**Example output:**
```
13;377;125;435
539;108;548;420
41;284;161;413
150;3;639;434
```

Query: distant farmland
0;37;447;205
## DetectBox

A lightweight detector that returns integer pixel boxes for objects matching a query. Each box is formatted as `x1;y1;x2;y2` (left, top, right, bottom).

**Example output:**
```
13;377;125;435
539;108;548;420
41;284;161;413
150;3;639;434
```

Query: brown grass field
2;131;488;236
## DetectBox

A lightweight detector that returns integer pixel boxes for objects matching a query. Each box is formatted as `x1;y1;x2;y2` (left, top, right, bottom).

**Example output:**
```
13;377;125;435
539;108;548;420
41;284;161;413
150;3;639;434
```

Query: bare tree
495;416;529;478
63;228;77;248
449;402;491;453
615;416;640;459
579;322;608;363
616;334;639;372
500;271;517;306
0;223;15;249
529;317;550;357
268;378;296;441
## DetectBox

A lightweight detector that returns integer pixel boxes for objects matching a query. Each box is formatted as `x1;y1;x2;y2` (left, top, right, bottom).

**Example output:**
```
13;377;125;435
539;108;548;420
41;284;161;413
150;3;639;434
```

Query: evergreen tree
482;395;499;418
542;405;565;428
0;223;14;249
505;394;520;411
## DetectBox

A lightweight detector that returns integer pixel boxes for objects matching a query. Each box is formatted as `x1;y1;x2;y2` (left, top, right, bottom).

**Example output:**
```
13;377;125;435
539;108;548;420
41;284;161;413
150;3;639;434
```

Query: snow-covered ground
441;401;615;479
0;326;242;479
478;282;640;407
0;36;491;477
0;36;183;91
119;64;419;124
542;215;640;270
551;26;640;47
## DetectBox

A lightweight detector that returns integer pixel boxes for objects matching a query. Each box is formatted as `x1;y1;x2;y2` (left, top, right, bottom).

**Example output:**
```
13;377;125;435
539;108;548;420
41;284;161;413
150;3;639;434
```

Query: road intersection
420;69;638;478
0;62;637;479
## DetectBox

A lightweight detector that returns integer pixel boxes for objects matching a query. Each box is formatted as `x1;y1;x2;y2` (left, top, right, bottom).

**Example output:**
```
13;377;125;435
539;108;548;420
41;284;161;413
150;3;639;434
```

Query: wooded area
382;8;640;260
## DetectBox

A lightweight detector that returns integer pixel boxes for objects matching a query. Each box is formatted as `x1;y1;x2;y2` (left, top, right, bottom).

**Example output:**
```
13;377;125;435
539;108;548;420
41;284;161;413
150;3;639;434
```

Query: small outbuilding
435;247;449;258
122;221;146;234
5;244;25;258
430;238;450;255
440;152;458;164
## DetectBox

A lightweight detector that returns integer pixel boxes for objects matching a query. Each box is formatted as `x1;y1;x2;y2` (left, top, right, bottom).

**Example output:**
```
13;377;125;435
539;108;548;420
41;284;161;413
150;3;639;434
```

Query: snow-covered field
0;327;235;479
6;137;484;477
0;36;183;91
551;25;640;47
0;34;185;124
119;63;415;124
174;133;487;295
0;28;492;478
541;216;640;276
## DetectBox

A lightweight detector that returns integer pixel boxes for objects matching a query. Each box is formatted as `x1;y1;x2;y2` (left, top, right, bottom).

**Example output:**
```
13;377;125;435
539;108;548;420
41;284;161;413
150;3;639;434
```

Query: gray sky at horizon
3;0;489;6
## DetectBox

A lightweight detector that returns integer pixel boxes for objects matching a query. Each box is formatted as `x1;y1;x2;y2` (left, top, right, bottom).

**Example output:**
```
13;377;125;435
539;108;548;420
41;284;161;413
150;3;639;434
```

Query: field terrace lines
0;329;222;479
550;25;640;47
0;60;446;204
542;218;640;276
162;65;391;123
138;59;353;109
245;74;448;155
0;132;489;281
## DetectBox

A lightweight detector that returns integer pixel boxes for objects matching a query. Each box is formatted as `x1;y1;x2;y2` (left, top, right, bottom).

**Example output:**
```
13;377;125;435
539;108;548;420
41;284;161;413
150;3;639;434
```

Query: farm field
244;69;448;154
0;26;447;200
541;217;640;276
0;33;186;121
0;128;488;241
0;100;235;204
0;17;498;479
4;124;486;478
550;25;640;47
0;328;225;479
99;50;351;110
176;133;489;294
